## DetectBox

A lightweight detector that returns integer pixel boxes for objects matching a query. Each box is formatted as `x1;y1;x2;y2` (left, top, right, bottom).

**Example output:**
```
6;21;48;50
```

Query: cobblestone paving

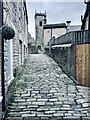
6;53;90;120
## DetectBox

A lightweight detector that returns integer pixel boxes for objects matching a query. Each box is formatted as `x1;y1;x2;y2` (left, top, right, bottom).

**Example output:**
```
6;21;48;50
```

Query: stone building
0;0;28;118
28;32;38;54
43;23;67;46
34;11;67;49
35;11;47;50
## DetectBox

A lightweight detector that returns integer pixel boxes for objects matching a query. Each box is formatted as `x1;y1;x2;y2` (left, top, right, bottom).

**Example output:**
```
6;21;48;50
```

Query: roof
43;23;67;29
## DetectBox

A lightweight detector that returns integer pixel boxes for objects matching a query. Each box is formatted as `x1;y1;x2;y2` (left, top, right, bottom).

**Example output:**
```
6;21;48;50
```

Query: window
39;21;42;26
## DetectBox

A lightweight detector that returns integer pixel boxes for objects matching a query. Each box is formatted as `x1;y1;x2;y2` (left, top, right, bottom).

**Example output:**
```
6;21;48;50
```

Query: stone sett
6;54;90;120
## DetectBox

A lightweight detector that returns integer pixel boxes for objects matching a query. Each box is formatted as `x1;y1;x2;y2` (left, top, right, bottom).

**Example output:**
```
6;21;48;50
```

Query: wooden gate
76;44;90;86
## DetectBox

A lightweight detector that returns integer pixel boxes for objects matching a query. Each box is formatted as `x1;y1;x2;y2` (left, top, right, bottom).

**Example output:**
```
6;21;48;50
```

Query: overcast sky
26;1;86;39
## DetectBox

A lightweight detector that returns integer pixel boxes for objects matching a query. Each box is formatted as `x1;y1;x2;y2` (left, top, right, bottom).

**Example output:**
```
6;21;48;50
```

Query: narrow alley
6;53;90;120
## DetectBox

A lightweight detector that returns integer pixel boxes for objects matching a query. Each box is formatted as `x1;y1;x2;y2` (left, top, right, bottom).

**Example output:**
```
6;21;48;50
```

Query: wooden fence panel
76;44;90;86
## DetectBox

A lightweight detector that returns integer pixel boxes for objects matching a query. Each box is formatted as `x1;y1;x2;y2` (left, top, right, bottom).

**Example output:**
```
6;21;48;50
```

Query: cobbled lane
6;53;90;120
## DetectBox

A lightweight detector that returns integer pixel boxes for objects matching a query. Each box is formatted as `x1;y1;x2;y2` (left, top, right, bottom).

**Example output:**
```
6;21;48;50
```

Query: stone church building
34;11;67;49
35;11;47;50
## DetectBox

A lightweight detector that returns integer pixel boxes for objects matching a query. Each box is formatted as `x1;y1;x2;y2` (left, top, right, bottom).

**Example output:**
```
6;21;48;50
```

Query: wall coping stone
8;76;14;87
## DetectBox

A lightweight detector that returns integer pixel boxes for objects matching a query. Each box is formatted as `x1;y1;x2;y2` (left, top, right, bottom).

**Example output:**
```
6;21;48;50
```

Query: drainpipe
1;24;15;113
0;1;15;117
0;0;6;113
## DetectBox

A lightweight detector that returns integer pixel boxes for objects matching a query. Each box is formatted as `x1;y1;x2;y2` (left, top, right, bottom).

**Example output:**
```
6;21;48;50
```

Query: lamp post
0;0;15;114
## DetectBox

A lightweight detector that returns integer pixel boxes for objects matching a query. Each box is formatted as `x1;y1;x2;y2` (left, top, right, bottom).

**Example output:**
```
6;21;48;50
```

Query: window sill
8;76;14;87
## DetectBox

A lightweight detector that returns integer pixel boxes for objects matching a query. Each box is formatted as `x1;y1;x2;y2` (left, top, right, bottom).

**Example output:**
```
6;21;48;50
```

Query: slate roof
43;23;67;29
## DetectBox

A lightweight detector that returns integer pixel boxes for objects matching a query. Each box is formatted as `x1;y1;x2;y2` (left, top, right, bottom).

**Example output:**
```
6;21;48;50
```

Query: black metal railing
50;30;90;46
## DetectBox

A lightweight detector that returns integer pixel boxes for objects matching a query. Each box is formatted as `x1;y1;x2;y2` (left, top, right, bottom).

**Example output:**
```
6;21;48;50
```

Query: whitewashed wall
44;28;67;46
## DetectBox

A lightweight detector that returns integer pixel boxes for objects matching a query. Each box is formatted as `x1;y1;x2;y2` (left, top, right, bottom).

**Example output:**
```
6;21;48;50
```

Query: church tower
35;11;47;50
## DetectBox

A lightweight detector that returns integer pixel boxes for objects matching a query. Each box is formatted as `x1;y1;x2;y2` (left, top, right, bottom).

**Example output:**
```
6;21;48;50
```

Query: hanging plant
0;25;15;40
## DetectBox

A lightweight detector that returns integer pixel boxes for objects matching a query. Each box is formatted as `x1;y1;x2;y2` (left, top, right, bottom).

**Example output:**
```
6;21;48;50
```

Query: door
19;40;22;64
7;40;12;80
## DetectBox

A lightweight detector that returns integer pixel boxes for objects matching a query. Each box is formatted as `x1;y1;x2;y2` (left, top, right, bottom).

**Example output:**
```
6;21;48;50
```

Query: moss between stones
5;60;27;117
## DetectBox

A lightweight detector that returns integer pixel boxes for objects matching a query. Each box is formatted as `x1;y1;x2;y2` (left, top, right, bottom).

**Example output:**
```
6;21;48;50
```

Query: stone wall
45;45;76;82
0;34;2;119
0;1;3;117
3;1;28;68
13;37;19;69
28;44;38;54
0;1;28;118
51;45;76;79
45;43;90;87
0;34;1;98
